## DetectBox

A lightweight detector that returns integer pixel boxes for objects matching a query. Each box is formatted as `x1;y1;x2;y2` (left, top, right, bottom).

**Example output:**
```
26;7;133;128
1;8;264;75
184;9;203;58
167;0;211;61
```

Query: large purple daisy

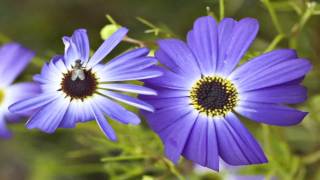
140;16;311;170
0;43;40;138
9;28;162;141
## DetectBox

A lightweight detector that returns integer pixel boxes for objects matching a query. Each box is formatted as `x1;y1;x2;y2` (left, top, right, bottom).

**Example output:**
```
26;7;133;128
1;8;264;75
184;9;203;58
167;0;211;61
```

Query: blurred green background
1;0;320;179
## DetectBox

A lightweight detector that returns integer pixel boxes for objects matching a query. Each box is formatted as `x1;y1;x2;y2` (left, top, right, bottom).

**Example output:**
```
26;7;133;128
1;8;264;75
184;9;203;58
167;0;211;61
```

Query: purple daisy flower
9;28;162;141
140;16;311;170
0;43;40;138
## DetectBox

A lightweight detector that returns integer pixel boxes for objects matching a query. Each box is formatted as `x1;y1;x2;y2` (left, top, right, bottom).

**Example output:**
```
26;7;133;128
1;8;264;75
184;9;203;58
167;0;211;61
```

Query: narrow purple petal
102;57;158;80
139;96;189;110
236;101;308;126
104;47;149;70
99;89;154;112
100;66;163;82
236;59;311;92
225;113;268;164
215;117;250;165
9;92;59;114
241;85;307;104
0;43;35;86
0;115;12;138
206;118;219;170
182;115;208;167
63;29;90;67
157;39;201;77
230;49;297;82
26;97;69;133
142;105;193;133
216;18;237;73
59;101;77;128
160;111;197;163
87;27;128;67
142;68;193;90
95;95;141;125
187;16;218;75
99;83;157;95
219;18;259;76
89;101;117;141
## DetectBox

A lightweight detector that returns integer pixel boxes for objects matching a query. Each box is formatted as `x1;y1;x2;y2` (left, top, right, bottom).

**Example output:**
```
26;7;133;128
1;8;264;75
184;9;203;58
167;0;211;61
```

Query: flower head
0;43;40;138
9;28;162;141
140;16;311;170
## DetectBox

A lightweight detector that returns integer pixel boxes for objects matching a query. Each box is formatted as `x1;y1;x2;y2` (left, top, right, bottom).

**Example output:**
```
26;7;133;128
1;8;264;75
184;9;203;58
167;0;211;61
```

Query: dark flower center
190;76;238;117
60;69;97;101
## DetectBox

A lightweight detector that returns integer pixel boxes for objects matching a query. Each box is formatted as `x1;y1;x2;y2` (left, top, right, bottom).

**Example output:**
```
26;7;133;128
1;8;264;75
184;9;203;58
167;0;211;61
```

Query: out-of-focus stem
219;0;225;21
261;0;284;34
264;33;286;53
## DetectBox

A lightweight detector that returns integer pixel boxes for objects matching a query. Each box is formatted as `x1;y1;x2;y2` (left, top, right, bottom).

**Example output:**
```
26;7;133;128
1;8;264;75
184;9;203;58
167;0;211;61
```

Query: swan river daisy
0;43;40;138
9;28;162;141
140;16;311;171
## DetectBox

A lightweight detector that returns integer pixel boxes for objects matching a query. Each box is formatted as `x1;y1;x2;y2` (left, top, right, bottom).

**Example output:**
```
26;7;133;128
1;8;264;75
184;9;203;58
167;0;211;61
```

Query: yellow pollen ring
189;76;239;118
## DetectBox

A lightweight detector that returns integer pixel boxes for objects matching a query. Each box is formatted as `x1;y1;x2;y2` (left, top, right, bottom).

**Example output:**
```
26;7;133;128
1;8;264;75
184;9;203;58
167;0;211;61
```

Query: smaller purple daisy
9;28;162;141
0;43;40;138
140;16;311;170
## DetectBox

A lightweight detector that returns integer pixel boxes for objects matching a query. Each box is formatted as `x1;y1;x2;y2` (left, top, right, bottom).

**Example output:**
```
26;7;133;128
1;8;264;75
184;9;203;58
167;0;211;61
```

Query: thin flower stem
261;0;284;34
219;0;225;21
262;124;272;155
101;155;150;162
301;150;320;165
123;36;146;47
161;157;185;180
264;33;285;53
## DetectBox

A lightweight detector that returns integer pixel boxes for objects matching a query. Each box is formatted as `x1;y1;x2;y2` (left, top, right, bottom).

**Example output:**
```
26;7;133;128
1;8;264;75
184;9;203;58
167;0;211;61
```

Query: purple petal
89;101;117;141
157;39;201;77
236;59;311;92
63;29;90;67
141;105;193;133
139;96;189;110
95;95;141;125
59;101;77;128
187;16;218;75
236;101;308;126
143;68;193;90
26;97;69;133
216;18;237;73
140;86;189;99
182;115;208;167
99;89;154;112
99;83;157;95
206;118;219;170
225;113;268;164
9;92;59;114
102;57;158;80
160;111;197;163
219;18;259;76
0;115;12;139
0;43;35;86
215;115;265;165
104;47;149;70
4;82;41;118
87;27;128;67
100;66;163;82
230;49;297;82
241;84;307;104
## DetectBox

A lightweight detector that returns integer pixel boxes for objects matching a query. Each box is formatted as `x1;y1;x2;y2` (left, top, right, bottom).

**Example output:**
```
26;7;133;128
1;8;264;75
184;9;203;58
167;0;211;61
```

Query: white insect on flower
71;60;85;81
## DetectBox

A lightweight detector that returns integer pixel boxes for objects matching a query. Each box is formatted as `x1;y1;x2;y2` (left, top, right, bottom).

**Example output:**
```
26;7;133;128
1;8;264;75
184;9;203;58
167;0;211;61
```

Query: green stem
219;0;225;20
161;157;184;180
261;0;284;34
101;155;150;162
264;33;285;53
